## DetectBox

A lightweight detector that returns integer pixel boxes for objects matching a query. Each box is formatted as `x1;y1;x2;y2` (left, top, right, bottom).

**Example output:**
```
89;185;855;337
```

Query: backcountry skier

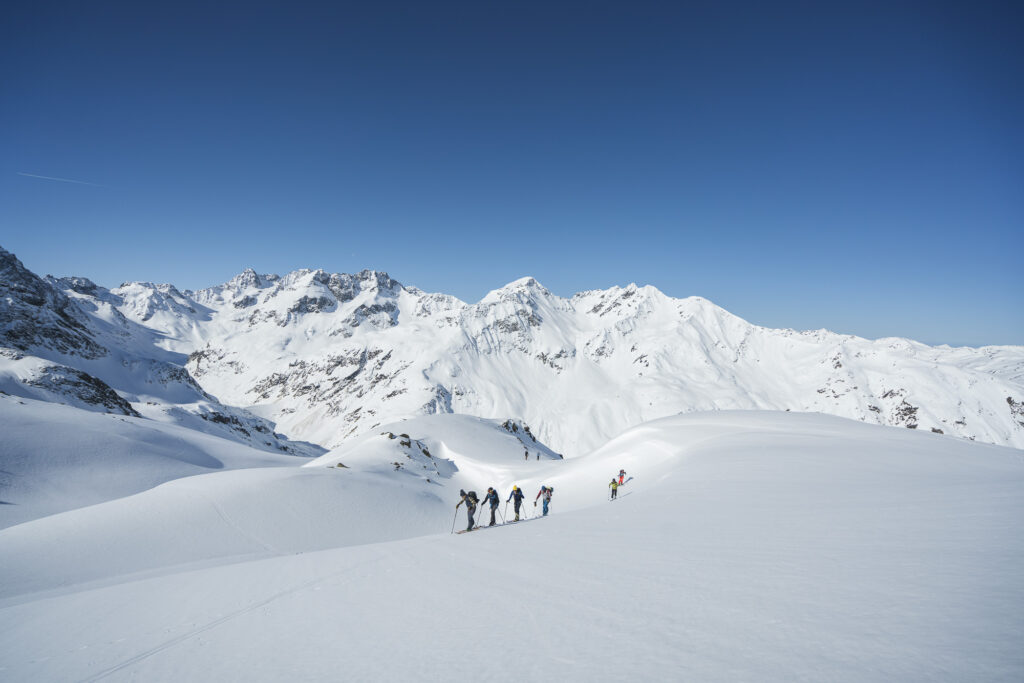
609;478;619;500
618;469;626;485
507;485;526;521
482;487;500;526
535;485;553;516
456;489;479;531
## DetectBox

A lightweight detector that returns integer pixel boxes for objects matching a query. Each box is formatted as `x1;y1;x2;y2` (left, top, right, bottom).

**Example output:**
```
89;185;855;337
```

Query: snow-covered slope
0;394;303;529
1;411;1021;681
0;412;561;585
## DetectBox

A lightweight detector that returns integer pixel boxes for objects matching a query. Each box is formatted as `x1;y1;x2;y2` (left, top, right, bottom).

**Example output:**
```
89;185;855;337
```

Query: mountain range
2;244;1022;456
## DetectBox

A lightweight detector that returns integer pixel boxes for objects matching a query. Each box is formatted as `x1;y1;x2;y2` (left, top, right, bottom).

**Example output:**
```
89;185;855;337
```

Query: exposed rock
23;364;140;416
0;247;107;358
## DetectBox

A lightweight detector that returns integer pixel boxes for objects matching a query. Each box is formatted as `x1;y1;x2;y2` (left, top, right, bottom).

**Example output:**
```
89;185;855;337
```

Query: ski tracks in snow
194;489;281;555
76;551;390;682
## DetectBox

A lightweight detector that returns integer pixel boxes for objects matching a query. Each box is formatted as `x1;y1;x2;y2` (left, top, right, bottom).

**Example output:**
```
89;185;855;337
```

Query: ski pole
451;508;458;534
504;501;509;521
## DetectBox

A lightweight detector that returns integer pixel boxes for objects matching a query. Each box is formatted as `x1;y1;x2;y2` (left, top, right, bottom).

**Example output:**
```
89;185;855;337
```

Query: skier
534;485;553;516
618;469;626;485
482;486;500;526
609;478;619;500
507;485;526;521
524;450;529;461
455;489;479;531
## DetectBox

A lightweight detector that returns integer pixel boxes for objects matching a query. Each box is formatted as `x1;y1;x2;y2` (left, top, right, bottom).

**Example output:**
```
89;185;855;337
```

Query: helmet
459;489;466;496
513;485;519;491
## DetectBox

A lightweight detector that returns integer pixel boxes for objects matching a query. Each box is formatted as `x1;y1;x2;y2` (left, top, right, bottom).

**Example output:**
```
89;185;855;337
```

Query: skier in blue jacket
482;487;500;526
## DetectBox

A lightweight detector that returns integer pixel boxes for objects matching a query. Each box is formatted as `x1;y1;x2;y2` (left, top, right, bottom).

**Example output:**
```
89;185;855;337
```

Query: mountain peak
0;246;107;358
353;269;402;293
227;268;266;291
481;276;553;305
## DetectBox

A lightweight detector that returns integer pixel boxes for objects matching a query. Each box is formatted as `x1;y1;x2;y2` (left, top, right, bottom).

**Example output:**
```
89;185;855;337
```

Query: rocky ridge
0;248;321;456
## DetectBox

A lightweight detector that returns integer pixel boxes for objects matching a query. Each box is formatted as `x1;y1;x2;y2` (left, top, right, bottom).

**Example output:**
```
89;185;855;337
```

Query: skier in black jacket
507;485;526;521
456;490;479;531
482;487;500;526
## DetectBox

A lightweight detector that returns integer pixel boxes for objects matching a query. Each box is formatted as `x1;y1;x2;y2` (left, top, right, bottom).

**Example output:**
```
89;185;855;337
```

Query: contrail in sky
16;172;105;187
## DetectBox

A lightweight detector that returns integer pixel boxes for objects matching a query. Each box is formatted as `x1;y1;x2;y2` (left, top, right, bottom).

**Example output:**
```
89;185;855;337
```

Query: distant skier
507;485;526;521
535;485;553;516
609;479;619;500
524;450;529;460
618;469;626;485
456;489;479;532
482;487;500;526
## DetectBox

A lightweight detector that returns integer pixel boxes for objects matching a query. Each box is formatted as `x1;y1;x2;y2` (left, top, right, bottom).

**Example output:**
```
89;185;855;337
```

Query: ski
455;517;540;534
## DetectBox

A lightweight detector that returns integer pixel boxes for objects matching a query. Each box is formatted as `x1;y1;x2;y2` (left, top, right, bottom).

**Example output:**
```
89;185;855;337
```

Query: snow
0;394;301;529
166;267;1024;454
2;245;1023;679
1;411;1021;681
9;243;1015;456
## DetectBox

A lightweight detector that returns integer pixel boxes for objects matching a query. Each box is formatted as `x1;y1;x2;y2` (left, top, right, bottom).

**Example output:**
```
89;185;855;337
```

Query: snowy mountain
2;242;1021;678
176;270;1024;453
3;244;1022;457
0;247;321;458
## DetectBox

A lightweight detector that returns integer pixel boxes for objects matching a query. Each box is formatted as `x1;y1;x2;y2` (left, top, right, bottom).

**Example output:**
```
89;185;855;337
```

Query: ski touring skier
609;478;619;500
507;485;526;521
482;487;500;526
618;469;626;485
456;489;479;531
535;485;553;516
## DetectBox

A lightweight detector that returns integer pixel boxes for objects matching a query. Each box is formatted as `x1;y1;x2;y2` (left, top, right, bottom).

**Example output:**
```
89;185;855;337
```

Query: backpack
467;491;478;504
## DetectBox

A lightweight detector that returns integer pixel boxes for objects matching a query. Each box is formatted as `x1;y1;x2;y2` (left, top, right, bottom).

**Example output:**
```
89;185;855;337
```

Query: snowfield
1;411;1021;681
0;394;302;529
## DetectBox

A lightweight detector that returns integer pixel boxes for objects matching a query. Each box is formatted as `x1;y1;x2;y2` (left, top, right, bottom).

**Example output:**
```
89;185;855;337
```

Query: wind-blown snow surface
1;412;1021;681
0;394;303;529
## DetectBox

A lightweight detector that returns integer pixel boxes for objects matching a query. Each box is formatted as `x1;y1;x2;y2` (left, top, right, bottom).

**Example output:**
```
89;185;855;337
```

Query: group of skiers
455;485;554;532
455;470;628;532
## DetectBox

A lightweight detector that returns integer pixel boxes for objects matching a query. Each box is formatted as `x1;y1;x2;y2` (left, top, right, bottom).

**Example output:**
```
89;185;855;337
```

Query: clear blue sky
2;1;1021;346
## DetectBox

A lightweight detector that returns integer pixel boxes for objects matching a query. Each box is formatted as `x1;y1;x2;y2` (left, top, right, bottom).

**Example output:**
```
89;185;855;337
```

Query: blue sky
2;1;1021;346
